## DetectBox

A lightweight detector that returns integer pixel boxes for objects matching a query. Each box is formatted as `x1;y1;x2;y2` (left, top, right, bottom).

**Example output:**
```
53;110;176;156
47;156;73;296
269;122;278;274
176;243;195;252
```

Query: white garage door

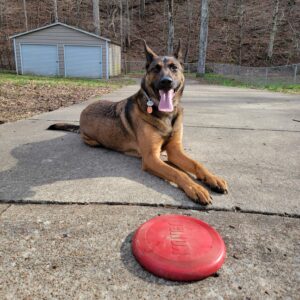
21;44;58;76
64;45;102;78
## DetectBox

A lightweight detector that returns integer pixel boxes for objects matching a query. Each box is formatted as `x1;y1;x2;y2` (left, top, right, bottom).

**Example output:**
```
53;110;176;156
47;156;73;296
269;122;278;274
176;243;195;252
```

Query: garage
10;22;121;79
21;44;58;76
64;45;102;78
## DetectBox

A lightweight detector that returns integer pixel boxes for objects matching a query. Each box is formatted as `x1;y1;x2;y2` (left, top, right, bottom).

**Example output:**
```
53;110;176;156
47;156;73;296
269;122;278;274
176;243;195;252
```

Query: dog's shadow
0;130;205;206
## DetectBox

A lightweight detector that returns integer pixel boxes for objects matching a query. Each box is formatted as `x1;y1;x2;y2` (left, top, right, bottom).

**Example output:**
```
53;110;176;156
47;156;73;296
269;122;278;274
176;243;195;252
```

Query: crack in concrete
0;199;299;219
0;204;12;217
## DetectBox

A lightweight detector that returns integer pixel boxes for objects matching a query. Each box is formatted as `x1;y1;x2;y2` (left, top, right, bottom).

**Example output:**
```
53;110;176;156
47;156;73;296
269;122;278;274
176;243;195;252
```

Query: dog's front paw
184;183;212;205
202;174;228;194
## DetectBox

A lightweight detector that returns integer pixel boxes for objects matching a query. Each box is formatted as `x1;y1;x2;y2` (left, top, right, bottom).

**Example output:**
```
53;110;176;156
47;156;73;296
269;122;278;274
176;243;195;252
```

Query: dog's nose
160;76;173;88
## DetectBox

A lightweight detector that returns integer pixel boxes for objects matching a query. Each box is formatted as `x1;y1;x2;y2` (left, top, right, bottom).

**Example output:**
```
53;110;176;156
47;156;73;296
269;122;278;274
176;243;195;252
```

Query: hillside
0;0;299;70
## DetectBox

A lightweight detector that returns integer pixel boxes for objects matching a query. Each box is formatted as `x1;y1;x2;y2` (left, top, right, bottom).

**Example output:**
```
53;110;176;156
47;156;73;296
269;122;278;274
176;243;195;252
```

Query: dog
48;40;228;205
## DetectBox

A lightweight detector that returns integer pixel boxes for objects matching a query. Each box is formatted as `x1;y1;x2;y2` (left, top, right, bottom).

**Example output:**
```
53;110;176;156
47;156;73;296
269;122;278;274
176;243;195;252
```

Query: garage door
64;45;102;78
21;44;58;76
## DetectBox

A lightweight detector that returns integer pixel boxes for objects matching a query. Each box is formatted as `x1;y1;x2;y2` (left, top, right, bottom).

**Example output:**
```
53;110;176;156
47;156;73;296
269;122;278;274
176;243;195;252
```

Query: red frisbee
132;214;226;281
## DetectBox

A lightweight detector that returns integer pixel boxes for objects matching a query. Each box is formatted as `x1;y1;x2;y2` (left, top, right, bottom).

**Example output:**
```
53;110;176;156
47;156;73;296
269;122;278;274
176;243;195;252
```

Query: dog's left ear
143;40;158;69
174;39;183;65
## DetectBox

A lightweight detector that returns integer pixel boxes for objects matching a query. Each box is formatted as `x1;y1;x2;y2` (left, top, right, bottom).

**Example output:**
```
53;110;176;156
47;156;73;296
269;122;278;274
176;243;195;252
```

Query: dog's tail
47;123;80;133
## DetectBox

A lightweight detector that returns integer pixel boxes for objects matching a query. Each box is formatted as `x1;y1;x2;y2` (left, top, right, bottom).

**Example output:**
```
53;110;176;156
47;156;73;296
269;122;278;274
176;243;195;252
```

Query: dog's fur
48;41;228;204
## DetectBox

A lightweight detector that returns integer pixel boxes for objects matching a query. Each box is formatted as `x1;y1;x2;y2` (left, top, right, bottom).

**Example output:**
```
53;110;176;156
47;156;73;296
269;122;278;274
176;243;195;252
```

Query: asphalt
0;80;299;299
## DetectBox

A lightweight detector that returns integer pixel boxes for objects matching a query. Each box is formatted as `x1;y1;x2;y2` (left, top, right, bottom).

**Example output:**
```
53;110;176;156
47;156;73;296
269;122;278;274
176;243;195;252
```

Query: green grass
187;73;300;94
0;72;135;88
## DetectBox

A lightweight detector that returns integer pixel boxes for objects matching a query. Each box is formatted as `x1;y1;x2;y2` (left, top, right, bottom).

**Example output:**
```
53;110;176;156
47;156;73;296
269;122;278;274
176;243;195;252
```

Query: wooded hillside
1;0;299;70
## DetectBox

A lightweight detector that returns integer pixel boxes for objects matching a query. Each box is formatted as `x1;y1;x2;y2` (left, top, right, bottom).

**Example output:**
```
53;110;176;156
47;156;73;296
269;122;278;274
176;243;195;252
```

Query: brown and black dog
48;41;228;205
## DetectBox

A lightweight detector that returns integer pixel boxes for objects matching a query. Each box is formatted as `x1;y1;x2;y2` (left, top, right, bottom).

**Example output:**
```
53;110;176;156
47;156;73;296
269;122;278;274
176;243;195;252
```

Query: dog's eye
169;64;178;72
153;65;161;73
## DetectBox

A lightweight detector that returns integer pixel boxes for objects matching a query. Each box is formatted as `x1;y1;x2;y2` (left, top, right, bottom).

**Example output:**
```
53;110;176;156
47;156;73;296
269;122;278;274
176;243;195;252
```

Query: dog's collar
141;89;154;114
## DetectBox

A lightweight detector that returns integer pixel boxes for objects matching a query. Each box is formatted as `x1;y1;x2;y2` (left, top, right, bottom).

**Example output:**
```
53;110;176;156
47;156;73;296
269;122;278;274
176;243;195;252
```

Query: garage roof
10;22;111;42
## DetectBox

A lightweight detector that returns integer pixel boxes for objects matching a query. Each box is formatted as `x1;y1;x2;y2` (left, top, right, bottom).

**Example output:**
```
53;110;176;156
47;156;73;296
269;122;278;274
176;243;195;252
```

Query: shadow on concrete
0;131;209;204
120;231;189;286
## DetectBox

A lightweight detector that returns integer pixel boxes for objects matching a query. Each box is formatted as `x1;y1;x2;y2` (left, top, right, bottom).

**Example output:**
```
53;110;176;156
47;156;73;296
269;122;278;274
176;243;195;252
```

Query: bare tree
167;0;174;54
238;0;245;65
124;0;130;48
53;0;58;22
184;0;193;62
139;0;145;19
22;0;28;30
267;0;280;60
197;0;209;76
120;0;123;47
92;0;100;35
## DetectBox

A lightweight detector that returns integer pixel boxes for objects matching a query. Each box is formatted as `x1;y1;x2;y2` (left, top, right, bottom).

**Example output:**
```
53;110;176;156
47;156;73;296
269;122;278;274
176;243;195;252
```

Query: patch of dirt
0;82;112;123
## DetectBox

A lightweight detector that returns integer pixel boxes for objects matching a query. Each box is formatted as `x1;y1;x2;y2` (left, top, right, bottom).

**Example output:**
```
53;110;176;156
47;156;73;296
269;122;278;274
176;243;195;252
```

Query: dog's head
142;40;185;113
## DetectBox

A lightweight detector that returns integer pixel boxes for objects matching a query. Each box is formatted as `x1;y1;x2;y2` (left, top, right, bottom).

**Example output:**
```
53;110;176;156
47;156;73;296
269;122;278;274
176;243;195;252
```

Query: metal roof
9;22;112;42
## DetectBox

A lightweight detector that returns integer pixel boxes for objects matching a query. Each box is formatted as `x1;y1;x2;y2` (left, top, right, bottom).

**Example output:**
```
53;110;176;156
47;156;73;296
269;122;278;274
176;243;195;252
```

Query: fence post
294;65;298;83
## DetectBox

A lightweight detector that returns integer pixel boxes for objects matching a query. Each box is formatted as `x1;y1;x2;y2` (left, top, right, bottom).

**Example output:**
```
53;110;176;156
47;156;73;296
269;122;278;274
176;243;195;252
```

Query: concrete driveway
0;80;299;299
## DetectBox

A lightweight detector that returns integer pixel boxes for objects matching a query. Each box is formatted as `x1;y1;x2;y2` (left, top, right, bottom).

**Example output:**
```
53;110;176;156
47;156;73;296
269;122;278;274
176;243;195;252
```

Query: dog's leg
165;129;228;194
138;129;212;205
80;132;100;147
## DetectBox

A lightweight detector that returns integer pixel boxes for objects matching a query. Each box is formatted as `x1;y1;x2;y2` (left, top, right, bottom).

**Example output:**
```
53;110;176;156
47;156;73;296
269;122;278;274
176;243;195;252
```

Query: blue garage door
64;45;102;78
21;44;58;76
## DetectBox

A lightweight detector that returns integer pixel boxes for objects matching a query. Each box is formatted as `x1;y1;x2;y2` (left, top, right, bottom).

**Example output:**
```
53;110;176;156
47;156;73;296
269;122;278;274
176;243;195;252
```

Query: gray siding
14;24;108;78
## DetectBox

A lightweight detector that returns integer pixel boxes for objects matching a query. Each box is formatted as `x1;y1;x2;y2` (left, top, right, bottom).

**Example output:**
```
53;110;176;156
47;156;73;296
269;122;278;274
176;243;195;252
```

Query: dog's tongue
158;89;174;112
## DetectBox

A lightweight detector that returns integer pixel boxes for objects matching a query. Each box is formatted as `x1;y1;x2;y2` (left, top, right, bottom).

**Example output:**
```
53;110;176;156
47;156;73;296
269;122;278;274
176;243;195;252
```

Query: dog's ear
174;39;183;65
143;40;158;69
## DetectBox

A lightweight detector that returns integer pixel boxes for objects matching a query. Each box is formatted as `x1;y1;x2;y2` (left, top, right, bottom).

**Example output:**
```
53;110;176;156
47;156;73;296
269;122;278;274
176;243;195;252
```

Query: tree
120;0;123;47
167;0;174;54
238;0;245;65
23;0;28;31
53;0;58;22
124;0;130;48
267;0;280;60
184;0;193;62
197;0;209;76
92;0;100;35
139;0;145;19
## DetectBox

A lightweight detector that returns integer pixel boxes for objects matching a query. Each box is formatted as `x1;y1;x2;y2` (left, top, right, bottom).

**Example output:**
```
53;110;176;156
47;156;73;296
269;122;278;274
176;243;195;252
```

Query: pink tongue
158;90;174;112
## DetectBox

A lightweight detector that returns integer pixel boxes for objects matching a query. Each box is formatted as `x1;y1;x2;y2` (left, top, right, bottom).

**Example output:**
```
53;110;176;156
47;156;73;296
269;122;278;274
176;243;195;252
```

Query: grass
0;72;135;88
187;73;300;94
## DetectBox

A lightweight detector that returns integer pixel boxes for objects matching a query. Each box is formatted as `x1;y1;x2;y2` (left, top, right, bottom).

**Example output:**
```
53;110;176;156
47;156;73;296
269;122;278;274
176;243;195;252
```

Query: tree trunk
53;0;58;22
124;0;130;48
184;0;192;62
197;0;209;76
167;0;174;54
267;0;280;60
238;0;245;66
23;0;28;31
92;0;100;35
140;0;145;19
120;0;123;47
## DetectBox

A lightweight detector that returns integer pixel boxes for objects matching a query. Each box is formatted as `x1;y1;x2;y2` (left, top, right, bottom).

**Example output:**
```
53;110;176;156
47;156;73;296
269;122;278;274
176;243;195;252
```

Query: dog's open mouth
158;89;175;112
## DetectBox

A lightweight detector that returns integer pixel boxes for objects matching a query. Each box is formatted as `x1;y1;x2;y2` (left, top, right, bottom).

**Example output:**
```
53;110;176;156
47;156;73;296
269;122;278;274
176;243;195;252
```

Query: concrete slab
1;83;300;215
182;83;300;131
0;204;299;299
0;118;299;214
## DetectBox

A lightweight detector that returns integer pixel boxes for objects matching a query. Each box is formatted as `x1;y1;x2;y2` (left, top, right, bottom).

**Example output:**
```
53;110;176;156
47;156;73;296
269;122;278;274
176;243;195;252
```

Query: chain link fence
123;60;300;84
206;63;300;84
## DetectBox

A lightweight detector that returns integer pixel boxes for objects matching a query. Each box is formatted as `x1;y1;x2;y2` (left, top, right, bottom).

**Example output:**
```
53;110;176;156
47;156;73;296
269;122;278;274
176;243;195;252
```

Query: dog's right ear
143;40;158;69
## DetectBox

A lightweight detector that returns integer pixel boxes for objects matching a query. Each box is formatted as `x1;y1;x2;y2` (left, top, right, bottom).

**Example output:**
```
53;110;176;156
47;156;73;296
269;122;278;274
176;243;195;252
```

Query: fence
206;63;300;85
122;60;300;85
